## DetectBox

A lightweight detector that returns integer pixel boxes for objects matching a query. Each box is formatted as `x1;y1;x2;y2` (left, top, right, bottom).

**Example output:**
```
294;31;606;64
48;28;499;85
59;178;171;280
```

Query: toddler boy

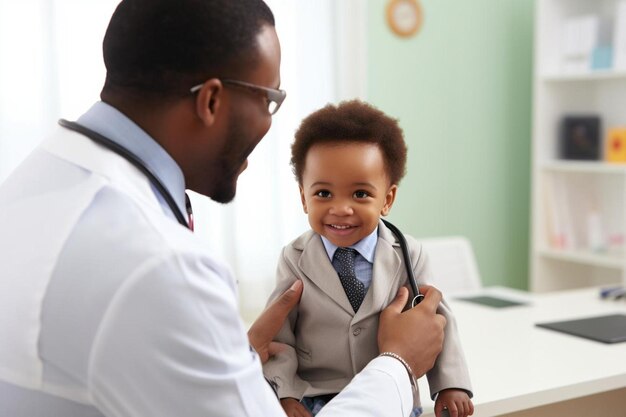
263;100;473;417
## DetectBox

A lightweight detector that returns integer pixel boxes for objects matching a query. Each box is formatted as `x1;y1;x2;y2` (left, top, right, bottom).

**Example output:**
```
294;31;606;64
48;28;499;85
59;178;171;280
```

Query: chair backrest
417;236;482;296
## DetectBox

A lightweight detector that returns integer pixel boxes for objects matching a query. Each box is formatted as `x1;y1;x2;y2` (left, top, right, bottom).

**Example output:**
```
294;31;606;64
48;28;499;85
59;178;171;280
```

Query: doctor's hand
378;285;446;378
248;280;303;364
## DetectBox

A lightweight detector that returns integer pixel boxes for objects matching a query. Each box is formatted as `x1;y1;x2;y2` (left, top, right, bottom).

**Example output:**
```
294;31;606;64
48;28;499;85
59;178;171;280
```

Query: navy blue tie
334;248;365;312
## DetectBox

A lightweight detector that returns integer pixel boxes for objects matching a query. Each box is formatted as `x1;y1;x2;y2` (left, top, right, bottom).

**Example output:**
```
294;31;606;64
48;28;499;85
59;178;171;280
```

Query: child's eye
353;190;369;198
315;190;332;198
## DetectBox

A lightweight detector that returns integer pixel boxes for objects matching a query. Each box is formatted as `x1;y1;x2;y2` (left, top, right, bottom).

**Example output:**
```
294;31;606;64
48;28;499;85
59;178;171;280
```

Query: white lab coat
0;126;414;417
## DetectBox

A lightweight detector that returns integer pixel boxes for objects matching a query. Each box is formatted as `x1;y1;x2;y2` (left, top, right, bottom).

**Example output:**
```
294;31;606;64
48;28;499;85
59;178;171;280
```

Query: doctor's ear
299;186;308;213
193;79;223;126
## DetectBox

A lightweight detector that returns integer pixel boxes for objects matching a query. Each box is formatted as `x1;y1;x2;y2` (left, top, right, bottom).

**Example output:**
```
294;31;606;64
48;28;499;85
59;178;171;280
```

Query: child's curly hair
291;100;407;185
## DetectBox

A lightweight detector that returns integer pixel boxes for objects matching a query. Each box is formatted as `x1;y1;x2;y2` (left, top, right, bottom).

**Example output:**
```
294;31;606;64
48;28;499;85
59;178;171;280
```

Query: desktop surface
418;286;626;417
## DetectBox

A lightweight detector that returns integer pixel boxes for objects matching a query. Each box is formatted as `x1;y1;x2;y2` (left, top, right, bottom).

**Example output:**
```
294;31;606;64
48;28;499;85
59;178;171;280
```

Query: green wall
367;0;534;289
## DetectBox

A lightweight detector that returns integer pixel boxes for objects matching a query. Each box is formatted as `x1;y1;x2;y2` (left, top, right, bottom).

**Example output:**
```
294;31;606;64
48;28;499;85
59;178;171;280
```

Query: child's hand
280;398;312;417
434;389;474;417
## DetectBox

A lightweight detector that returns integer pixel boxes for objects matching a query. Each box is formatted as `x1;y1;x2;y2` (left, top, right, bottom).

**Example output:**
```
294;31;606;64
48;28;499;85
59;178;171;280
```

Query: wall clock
386;0;423;38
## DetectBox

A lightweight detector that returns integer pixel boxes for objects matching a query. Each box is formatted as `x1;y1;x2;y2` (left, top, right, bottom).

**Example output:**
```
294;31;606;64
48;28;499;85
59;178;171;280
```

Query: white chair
417;236;482;296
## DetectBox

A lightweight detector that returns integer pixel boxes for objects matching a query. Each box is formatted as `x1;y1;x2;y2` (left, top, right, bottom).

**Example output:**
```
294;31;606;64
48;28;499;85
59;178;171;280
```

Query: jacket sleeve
409;237;474;400
318;356;414;417
261;247;311;400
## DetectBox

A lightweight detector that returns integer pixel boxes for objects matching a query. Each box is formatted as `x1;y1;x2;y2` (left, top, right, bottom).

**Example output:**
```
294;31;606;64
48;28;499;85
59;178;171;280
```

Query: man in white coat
0;0;447;416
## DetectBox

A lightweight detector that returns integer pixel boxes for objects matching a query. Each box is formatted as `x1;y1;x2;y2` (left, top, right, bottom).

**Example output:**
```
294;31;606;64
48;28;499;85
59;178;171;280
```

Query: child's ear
380;184;398;216
299;186;308;213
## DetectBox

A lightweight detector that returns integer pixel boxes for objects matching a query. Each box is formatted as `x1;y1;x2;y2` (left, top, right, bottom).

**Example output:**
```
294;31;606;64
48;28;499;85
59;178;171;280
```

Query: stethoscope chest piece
411;294;424;308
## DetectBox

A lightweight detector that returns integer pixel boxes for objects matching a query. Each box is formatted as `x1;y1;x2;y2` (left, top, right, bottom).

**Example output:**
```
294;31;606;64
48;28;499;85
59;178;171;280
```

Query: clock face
386;0;423;38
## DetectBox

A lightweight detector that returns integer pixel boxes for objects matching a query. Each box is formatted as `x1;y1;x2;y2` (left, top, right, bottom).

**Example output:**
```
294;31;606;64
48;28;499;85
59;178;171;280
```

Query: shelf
531;0;626;292
539;247;625;269
540;161;626;174
540;70;626;82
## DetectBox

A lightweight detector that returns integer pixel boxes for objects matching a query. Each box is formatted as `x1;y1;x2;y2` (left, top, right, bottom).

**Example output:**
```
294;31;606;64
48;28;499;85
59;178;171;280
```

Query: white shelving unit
531;0;626;292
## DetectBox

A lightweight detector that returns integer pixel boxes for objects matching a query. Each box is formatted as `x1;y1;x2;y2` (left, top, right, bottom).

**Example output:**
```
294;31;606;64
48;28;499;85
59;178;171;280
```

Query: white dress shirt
0;103;414;417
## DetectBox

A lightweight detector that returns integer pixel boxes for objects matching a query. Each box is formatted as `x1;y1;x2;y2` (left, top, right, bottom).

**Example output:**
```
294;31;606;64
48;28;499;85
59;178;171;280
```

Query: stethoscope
381;219;424;307
59;119;423;306
58;119;192;230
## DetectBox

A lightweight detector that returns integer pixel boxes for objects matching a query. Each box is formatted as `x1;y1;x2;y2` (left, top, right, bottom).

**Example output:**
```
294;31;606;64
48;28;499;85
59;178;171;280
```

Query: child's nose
329;200;354;216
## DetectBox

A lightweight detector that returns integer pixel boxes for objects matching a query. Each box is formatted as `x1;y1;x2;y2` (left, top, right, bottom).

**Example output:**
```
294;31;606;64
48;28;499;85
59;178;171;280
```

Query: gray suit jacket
263;220;473;404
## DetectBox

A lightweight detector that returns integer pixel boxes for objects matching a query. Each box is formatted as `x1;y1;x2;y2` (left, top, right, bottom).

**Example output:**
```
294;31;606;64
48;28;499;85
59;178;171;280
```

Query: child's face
299;142;397;247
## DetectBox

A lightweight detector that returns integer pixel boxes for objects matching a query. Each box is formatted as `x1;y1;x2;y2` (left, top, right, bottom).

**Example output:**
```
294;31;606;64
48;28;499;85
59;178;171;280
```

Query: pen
600;286;626;299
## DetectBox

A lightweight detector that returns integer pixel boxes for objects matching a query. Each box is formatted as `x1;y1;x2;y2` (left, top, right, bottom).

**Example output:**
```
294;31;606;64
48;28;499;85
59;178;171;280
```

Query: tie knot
334;247;357;277
335;247;357;264
335;248;357;261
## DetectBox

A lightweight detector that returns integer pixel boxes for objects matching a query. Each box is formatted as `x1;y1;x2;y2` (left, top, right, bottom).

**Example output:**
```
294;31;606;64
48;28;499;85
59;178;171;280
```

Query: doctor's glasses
190;79;286;115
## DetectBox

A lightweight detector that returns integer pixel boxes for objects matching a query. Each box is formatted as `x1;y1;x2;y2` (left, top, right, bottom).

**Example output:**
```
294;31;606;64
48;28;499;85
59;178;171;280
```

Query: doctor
0;0;446;416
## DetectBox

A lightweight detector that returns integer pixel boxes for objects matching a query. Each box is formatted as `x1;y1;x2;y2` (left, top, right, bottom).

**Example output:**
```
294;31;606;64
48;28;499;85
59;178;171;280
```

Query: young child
263;100;473;417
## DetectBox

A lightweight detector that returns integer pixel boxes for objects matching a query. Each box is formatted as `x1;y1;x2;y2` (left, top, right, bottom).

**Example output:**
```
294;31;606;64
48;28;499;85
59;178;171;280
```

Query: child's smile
300;142;397;247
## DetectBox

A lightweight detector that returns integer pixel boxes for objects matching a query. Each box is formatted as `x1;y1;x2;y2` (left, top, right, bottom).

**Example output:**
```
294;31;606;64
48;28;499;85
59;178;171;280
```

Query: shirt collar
76;101;187;219
321;226;378;263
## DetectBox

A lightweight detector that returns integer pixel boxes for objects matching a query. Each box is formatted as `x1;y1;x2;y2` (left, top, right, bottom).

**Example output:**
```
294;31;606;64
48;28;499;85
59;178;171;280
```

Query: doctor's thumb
386;286;409;314
276;280;303;310
248;280;303;364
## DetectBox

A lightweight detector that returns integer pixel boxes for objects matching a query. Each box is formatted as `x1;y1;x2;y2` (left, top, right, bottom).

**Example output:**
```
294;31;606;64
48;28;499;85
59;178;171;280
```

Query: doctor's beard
209;117;260;204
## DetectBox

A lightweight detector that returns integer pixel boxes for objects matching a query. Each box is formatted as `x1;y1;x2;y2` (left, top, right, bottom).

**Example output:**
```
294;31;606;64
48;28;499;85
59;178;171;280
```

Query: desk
418;287;626;417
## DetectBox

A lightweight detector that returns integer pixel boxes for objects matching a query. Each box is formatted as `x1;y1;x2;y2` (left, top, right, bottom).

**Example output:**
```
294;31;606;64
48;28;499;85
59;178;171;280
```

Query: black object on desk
536;314;626;344
456;295;527;308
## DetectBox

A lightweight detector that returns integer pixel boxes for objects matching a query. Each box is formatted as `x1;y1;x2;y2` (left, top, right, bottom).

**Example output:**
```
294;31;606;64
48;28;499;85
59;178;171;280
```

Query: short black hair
102;0;274;98
291;100;408;186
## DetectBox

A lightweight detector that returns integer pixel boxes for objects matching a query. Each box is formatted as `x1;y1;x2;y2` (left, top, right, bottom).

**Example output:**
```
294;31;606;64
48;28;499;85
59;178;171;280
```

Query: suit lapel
353;222;405;323
298;234;355;315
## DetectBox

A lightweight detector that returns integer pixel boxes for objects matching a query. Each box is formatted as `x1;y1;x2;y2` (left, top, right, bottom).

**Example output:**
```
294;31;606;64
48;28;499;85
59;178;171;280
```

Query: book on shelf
543;175;612;253
561;14;599;74
559;116;601;160
556;1;626;74
543;175;559;247
543;174;573;249
556;175;577;250
587;209;606;253
615;0;626;70
542;116;626;254
606;128;626;163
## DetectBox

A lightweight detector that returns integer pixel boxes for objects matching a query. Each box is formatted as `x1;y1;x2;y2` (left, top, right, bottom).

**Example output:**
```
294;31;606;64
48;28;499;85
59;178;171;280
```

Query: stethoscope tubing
59;120;421;302
381;219;423;307
58;119;190;229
